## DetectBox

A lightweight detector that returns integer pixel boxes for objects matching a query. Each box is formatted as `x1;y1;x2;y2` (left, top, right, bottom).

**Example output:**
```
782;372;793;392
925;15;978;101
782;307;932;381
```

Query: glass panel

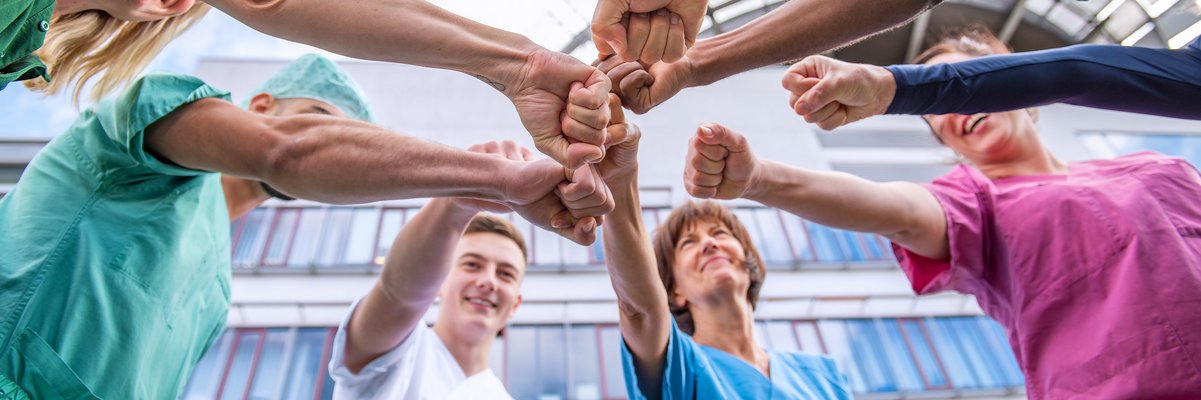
233;209;273;267
732;208;765;249
569;327;602;400
505;326;539;399
344;208;380;266
779;213;815;261
220;330;263;399
562;238;590;266
249;328;290;399
818;320;868;393
538;327;568;399
765;321;799;353
807;224;846;262
924;317;980;389
598;326;628;399
899;320;949;389
754;209;795;265
533;226;563;267
864;235;889;260
263;209;301;266
182;331;234;399
837;230;866;262
374;209;406;265
590;227;605;264
942;318;999;388
753;321;769;349
280;328;328;399
314;208;352;267
794;321;826;354
877;319;925;391
641;209;660;236
977;317;1025;387
288;209;326;268
491;333;506;384
845;319;897;392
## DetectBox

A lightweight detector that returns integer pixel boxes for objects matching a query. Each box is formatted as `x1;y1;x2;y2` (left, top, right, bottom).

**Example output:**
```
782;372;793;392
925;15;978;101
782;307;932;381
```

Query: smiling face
669;219;752;308
912;29;1046;167
437;232;526;340
652;201;765;335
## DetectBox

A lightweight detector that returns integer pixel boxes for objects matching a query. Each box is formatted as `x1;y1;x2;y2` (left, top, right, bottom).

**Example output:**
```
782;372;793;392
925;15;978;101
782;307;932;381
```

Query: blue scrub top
621;320;853;399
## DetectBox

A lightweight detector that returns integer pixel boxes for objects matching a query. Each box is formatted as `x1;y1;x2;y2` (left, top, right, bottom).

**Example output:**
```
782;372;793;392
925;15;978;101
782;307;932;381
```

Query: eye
463;261;481;270
677;238;695;249
500;271;516;280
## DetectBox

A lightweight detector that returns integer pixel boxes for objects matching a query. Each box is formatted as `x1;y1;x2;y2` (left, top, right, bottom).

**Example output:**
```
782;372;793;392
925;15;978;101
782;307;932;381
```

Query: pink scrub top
893;152;1201;399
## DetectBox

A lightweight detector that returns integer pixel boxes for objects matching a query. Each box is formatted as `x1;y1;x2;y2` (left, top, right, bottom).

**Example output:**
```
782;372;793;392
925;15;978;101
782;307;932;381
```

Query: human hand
591;0;707;65
782;55;896;130
595;94;642;181
509;49;613;170
594;54;693;115
488;141;610;245
683;123;760;200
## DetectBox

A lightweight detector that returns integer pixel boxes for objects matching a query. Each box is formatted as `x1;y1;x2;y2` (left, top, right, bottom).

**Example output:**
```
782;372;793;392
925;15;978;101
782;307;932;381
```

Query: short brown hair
465;214;528;264
651;201;766;335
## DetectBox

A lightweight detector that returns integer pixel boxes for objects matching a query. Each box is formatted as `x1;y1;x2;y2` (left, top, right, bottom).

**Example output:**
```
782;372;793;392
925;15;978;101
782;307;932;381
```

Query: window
1080;131;1201;165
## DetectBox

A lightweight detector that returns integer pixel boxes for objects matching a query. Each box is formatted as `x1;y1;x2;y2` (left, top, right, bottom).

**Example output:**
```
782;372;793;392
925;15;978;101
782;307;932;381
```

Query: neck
976;141;1069;180
689;298;768;371
433;321;495;377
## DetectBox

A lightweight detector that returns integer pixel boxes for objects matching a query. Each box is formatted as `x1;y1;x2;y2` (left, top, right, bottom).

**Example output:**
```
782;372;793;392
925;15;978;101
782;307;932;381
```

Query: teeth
467;298;495;308
966;114;988;134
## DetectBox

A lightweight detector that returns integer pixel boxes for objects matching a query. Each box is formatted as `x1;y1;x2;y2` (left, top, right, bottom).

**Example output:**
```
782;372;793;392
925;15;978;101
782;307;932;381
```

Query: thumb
591;24;628;61
796;75;848;117
696;123;748;152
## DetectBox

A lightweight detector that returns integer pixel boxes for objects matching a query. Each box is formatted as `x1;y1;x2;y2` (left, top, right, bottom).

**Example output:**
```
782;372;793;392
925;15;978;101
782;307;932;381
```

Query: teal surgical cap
247;54;375;123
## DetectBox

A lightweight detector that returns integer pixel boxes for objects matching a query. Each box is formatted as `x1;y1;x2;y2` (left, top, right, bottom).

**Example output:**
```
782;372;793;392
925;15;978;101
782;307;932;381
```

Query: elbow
259;120;324;189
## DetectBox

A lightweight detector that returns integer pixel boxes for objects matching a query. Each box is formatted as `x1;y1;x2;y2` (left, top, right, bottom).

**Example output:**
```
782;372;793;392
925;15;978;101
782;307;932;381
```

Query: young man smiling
330;141;557;399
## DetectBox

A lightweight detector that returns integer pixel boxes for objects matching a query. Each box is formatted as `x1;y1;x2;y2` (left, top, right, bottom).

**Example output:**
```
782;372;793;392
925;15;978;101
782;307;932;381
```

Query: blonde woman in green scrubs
0;54;610;399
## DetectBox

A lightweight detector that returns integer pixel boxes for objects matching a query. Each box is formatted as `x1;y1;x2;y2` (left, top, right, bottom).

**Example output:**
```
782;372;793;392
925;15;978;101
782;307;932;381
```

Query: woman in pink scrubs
680;28;1201;398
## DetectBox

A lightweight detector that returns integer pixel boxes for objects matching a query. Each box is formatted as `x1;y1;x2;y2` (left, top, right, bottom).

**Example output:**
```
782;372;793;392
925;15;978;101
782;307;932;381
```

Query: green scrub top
0;73;233;399
0;0;53;90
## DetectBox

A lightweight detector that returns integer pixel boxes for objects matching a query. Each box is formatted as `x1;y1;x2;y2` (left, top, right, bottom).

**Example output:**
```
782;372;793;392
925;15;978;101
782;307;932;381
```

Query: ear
156;0;197;17
509;293;523;318
670;286;688;310
248;93;277;115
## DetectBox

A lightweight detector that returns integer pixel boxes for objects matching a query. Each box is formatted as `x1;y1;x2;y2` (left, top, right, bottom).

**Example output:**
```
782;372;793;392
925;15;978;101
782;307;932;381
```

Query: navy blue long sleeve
885;36;1201;119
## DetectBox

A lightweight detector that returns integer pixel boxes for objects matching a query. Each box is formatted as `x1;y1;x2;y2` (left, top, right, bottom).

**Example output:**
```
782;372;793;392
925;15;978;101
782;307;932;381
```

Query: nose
700;236;719;254
475;273;497;292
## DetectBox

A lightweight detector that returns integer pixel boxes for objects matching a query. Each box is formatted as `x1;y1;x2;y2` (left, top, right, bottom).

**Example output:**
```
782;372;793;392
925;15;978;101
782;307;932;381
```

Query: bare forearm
686;0;938;86
603;177;670;318
204;0;538;92
345;199;475;372
744;160;941;251
258;117;513;204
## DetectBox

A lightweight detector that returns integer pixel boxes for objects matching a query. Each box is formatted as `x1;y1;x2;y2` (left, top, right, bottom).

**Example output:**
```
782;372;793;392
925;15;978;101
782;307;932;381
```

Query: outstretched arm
885;42;1201;119
342;198;478;373
203;0;611;168
595;98;672;398
598;0;940;113
786;42;1201;130
683;123;949;260
146;98;606;244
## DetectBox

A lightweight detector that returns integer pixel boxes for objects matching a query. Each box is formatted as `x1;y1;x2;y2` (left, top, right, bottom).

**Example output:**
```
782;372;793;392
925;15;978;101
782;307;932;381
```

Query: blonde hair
24;4;210;104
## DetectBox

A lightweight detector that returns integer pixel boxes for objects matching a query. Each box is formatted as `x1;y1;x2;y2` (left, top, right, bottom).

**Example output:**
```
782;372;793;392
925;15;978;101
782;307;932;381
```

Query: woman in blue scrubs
594;97;852;399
